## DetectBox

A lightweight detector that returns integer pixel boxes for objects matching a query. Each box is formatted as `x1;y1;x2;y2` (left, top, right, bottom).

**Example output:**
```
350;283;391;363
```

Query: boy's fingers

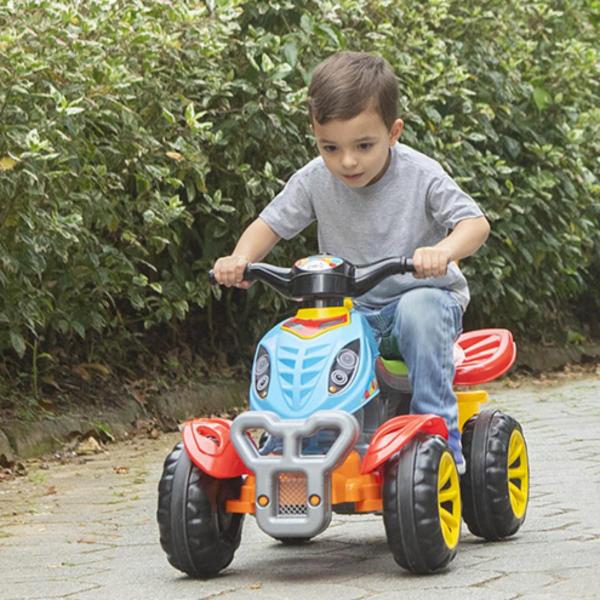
212;256;249;287
421;254;432;278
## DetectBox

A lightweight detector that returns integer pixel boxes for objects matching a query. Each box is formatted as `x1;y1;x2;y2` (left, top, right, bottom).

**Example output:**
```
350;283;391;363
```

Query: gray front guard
230;410;360;538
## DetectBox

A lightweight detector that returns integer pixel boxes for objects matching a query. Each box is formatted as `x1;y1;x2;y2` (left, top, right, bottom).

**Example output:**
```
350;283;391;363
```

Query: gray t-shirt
259;143;484;310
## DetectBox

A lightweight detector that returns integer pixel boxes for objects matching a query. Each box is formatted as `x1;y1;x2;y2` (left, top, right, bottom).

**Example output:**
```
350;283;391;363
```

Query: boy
212;51;490;473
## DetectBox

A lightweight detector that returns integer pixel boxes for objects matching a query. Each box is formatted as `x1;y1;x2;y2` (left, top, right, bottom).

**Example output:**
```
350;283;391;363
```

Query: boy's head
308;51;403;188
308;51;398;130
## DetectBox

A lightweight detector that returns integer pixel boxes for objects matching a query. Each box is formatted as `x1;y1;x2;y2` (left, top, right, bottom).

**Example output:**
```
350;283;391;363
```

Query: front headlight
328;340;360;394
254;346;271;398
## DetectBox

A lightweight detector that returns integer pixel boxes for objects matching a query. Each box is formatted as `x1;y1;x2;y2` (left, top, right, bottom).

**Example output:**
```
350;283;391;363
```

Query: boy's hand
412;247;452;279
212;255;253;288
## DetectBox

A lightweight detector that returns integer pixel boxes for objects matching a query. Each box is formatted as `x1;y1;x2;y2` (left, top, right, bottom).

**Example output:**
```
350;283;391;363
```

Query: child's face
313;108;403;188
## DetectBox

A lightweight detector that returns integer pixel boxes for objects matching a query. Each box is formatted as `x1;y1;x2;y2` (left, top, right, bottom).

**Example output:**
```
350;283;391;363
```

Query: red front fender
361;415;448;474
182;418;253;479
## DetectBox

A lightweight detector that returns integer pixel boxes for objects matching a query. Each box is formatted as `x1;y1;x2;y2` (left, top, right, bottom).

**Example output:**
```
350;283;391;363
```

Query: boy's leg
389;287;465;472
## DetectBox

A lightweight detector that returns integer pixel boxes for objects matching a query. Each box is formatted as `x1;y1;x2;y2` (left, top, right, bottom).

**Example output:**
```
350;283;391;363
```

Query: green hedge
0;1;598;382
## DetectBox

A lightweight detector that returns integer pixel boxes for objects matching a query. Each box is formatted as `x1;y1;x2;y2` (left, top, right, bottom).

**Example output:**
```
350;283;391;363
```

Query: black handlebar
209;255;414;301
352;257;414;296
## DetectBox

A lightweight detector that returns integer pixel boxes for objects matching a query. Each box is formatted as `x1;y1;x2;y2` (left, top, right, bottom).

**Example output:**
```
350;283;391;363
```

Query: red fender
454;328;516;386
182;418;253;479
360;414;448;474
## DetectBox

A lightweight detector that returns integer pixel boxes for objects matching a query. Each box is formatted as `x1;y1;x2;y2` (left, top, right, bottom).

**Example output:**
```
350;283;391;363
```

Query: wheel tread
461;411;528;540
383;435;459;574
156;442;244;577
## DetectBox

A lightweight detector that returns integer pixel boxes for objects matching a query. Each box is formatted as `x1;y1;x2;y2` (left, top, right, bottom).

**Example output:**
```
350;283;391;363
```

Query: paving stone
1;377;600;599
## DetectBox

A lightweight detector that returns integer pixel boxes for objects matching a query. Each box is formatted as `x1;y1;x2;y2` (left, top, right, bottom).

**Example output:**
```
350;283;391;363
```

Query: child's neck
366;148;392;187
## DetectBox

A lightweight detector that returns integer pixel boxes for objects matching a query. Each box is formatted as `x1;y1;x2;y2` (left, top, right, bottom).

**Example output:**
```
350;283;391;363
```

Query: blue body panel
249;309;380;419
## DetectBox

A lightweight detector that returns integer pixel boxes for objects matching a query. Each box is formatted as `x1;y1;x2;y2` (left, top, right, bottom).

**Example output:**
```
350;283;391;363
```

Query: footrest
454;329;516;386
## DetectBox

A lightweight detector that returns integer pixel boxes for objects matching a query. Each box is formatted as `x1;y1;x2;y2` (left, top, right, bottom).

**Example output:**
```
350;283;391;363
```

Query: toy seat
377;328;516;389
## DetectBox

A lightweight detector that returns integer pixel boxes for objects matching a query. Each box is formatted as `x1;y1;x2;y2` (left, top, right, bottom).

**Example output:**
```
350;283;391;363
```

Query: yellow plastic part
295;306;349;320
281;306;351;339
456;390;488;431
438;451;462;549
507;429;529;518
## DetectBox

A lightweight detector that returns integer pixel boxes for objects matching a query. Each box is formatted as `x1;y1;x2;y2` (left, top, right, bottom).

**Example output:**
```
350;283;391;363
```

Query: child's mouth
343;173;364;182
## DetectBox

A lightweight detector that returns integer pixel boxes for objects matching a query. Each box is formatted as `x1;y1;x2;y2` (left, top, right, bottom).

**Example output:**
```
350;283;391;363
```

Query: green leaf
261;54;275;72
282;42;298;67
10;331;26;358
72;321;85;339
532;87;552;111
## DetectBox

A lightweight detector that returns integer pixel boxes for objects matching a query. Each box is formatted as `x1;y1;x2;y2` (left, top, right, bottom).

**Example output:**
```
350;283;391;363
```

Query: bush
0;0;598;391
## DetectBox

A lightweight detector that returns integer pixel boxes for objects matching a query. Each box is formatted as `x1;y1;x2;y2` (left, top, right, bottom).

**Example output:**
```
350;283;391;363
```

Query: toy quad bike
157;255;529;576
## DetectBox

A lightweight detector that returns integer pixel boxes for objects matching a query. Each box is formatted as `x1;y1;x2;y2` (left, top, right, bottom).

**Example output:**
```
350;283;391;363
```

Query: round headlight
330;369;348;386
337;349;358;370
257;374;270;392
256;354;269;375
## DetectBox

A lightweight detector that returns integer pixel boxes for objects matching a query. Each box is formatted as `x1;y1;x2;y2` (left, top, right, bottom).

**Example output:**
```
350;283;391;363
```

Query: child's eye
322;145;337;153
358;143;373;151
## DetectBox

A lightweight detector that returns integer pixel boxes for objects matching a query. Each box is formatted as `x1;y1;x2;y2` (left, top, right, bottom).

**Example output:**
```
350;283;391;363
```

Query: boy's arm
413;216;490;279
213;218;281;288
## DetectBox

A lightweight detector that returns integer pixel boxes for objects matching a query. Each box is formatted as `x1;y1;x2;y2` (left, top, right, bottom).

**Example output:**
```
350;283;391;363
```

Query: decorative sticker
295;255;344;272
363;377;379;399
281;313;349;339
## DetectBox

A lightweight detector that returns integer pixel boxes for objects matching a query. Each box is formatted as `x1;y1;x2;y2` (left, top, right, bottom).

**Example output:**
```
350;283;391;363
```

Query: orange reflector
309;494;321;506
257;495;269;507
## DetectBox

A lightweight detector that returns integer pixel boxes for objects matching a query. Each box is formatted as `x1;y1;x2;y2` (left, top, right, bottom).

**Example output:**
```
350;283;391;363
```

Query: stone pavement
1;376;599;600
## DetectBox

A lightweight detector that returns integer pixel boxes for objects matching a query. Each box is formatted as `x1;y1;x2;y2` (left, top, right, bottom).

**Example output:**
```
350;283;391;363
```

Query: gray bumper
230;410;360;538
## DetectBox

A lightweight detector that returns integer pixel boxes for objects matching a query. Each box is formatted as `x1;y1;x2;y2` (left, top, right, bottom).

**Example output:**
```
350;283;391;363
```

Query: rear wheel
157;442;244;577
461;410;529;540
383;434;461;573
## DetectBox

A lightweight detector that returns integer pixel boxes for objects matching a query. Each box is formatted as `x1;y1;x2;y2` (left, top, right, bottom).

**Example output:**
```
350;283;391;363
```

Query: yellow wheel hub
438;451;461;548
507;429;529;518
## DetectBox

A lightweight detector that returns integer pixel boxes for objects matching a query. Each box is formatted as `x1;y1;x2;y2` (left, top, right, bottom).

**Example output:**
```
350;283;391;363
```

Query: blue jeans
355;287;463;439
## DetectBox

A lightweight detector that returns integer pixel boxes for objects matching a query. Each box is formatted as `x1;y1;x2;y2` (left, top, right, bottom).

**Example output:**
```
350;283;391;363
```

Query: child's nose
341;153;358;169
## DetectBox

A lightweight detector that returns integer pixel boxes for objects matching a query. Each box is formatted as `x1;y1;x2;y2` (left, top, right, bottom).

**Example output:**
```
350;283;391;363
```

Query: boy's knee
396;288;446;322
394;288;459;340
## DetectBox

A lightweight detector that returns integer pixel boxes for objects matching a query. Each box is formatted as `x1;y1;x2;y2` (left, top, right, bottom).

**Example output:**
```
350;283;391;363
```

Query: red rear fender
361;415;448;474
182;418;253;479
454;328;516;385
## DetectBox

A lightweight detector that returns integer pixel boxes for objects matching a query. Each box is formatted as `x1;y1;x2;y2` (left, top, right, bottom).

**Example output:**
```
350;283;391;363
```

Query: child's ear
389;119;404;144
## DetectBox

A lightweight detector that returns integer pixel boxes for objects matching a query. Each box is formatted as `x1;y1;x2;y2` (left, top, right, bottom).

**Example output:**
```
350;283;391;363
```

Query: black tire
461;410;529;540
157;442;244;578
383;434;461;574
275;537;312;545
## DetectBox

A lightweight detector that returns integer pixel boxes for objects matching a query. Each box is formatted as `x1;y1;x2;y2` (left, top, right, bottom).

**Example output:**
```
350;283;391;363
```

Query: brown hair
307;51;398;130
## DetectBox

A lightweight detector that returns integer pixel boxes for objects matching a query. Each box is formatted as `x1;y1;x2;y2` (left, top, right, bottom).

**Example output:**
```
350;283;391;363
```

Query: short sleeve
259;171;316;240
426;172;484;229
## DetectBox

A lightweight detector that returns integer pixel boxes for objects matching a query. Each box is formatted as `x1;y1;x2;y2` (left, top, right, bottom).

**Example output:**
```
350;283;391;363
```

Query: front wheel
157;442;244;578
383;434;461;574
461;410;529;540
274;537;312;545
